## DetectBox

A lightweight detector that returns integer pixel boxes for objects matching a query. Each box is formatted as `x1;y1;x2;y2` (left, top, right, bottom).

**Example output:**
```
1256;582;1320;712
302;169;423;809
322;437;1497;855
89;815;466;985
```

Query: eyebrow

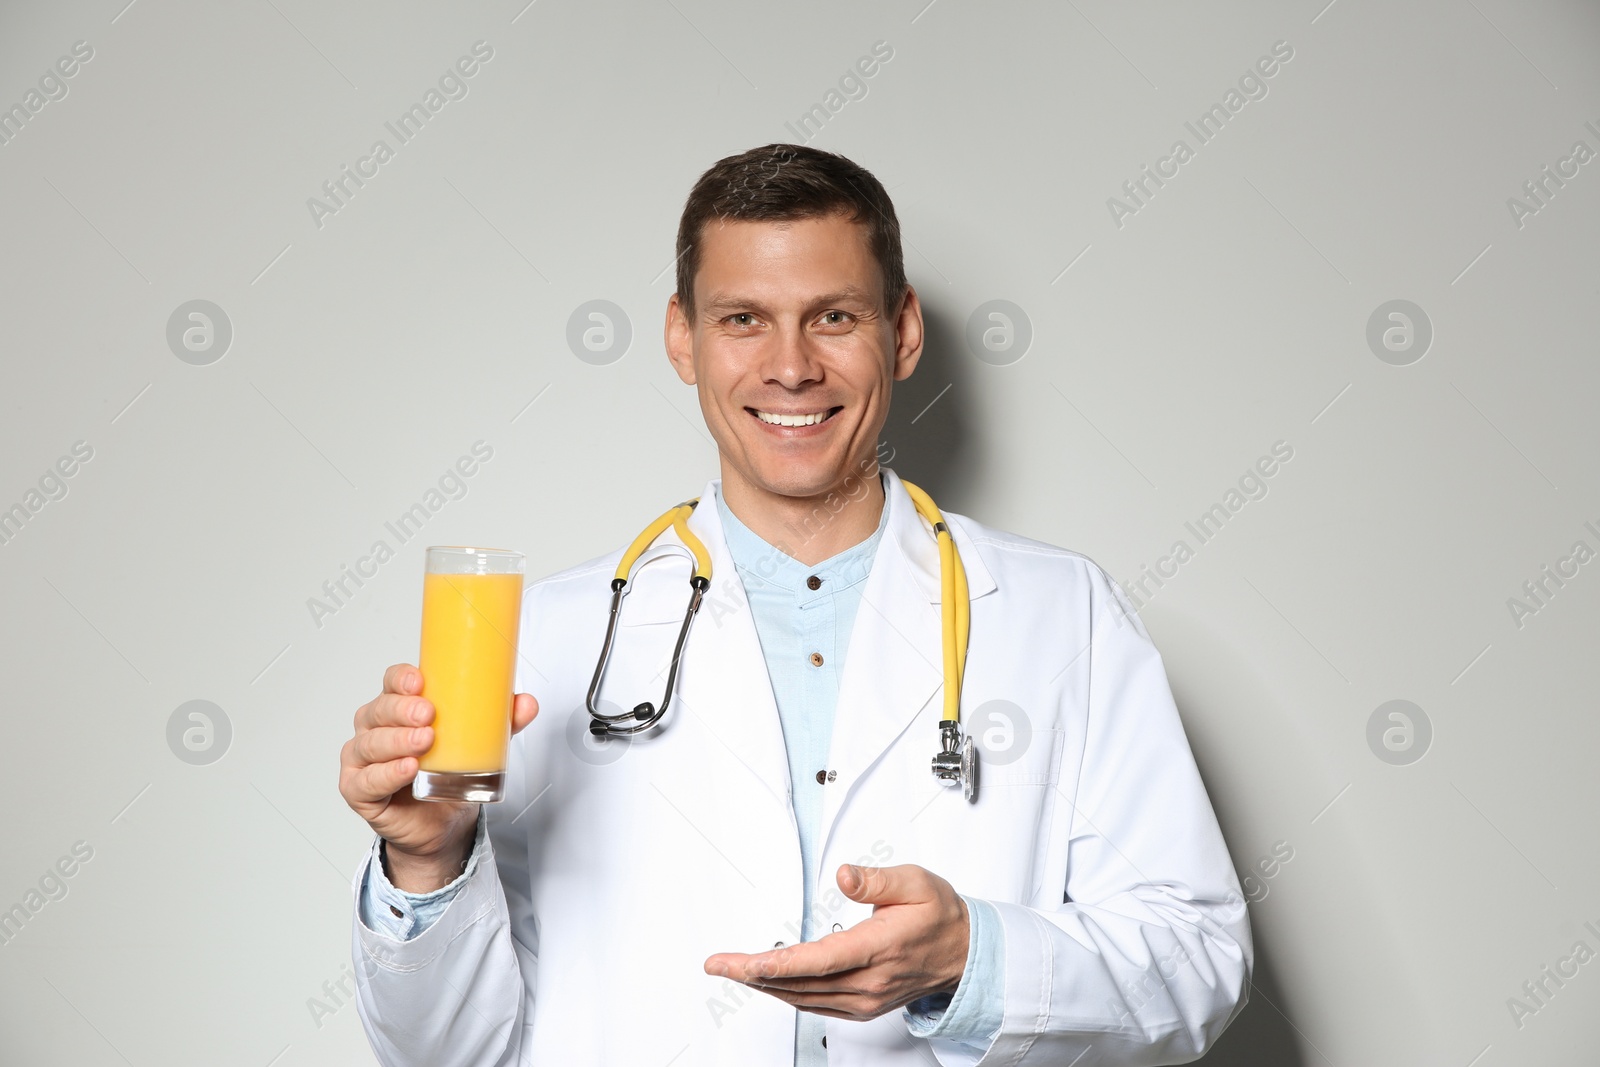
700;286;878;316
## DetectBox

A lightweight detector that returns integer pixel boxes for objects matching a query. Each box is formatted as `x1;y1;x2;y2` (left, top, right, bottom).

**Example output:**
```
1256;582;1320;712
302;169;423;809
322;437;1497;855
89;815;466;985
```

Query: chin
746;457;848;499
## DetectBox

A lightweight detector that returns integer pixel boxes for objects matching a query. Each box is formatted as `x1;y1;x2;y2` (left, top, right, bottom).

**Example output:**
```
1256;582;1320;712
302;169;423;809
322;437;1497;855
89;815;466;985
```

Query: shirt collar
714;474;890;606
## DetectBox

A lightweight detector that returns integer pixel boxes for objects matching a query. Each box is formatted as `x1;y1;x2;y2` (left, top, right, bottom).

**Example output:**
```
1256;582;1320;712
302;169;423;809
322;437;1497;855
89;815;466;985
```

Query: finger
357;693;433;734
704;952;747;977
733;982;893;1021
383;663;423;695
710;929;876;983
510;693;539;734
353;724;433;768
344;756;419;806
705;951;773;983
840;862;929;905
726;979;876;1004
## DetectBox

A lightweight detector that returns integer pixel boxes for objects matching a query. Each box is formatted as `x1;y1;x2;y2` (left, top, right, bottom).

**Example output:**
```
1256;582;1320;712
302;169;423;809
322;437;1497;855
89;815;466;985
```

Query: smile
749;407;842;427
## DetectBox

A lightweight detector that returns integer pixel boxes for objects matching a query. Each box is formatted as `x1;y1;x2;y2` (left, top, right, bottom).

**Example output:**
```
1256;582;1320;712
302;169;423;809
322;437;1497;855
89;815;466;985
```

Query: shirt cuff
903;895;1005;1043
357;806;487;942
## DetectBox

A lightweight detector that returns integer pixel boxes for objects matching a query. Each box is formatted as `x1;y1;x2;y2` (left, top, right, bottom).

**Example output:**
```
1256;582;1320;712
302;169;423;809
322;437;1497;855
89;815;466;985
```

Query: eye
727;313;757;327
819;310;852;326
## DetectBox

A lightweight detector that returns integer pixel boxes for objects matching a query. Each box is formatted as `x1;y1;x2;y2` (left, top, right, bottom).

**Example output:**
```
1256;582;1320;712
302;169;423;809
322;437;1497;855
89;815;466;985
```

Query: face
664;214;923;502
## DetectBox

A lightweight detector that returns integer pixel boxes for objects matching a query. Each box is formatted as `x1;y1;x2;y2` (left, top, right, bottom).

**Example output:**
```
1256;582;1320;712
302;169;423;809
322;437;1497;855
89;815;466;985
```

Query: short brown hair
674;143;907;317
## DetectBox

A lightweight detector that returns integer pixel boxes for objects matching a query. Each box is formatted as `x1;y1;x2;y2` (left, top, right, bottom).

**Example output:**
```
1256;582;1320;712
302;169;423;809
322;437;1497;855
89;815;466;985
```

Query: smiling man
343;143;1252;1066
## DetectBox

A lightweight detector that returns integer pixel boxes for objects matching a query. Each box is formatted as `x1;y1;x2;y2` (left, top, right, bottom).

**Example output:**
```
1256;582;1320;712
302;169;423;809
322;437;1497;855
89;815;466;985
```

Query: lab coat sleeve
930;561;1252;1067
358;807;485;941
350;752;540;1065
904;894;1006;1041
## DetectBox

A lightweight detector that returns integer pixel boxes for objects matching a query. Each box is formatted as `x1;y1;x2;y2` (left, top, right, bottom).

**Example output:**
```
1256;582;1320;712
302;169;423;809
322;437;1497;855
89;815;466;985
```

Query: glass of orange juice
412;546;525;803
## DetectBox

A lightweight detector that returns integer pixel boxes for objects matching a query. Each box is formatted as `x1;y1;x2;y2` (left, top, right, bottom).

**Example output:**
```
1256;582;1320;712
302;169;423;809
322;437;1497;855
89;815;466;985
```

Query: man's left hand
704;863;970;1021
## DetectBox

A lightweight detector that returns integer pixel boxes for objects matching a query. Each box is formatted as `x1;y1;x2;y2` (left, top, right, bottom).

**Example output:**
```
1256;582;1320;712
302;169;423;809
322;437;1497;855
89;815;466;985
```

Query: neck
719;460;886;567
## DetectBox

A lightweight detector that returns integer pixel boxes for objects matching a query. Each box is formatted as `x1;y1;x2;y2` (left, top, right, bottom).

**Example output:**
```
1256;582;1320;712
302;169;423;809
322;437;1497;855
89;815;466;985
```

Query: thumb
510;693;539;734
838;863;901;903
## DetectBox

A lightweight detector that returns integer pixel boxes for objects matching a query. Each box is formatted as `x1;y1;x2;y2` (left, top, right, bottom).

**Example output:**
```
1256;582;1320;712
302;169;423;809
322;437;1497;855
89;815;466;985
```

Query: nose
759;325;823;390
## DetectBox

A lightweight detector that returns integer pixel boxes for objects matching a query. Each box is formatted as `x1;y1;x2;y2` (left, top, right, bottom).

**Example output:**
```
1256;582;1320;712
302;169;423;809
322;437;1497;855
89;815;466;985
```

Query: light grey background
1;0;1596;1063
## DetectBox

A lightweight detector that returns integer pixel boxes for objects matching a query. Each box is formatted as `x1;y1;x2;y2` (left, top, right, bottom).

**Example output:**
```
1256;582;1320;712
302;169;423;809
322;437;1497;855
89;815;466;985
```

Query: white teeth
755;409;831;427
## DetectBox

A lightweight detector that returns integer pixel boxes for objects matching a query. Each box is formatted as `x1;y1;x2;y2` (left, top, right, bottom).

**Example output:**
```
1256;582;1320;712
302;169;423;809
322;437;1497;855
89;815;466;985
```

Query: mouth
747;406;844;428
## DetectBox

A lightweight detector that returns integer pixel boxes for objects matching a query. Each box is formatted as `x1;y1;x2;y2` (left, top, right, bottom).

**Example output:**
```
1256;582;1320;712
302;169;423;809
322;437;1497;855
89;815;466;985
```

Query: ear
891;285;924;382
664;293;697;385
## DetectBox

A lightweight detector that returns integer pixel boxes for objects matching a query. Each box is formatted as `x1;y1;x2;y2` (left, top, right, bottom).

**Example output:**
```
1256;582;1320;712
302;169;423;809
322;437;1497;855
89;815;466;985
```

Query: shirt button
815;769;837;783
809;651;824;667
806;575;822;590
388;905;404;918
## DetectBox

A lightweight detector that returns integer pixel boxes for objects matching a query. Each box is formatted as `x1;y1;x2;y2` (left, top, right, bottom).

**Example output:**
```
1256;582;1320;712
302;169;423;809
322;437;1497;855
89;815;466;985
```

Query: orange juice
418;571;523;774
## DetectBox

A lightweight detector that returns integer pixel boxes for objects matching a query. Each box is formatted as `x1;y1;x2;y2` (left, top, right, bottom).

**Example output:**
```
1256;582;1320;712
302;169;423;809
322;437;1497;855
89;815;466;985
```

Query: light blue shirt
358;476;1004;1060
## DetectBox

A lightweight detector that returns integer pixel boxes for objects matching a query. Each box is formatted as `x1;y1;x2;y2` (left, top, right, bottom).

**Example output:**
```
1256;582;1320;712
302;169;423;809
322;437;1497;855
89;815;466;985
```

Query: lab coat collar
876;467;997;604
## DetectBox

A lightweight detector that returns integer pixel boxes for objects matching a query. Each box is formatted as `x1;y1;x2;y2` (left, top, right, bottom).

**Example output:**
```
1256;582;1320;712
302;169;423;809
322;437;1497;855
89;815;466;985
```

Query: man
340;143;1251;1065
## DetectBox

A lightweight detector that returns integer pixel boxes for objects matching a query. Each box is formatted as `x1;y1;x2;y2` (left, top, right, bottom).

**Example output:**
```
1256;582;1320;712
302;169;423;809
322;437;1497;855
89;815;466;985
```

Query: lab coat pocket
900;727;1068;904
984;725;1066;788
972;727;1066;902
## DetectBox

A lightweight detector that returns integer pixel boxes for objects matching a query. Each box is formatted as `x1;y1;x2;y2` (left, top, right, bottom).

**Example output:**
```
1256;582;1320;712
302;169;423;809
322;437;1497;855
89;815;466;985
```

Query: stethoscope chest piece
931;720;978;803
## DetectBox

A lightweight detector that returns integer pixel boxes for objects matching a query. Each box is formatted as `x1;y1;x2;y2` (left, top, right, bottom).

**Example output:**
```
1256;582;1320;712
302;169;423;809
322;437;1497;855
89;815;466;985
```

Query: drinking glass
412;546;524;803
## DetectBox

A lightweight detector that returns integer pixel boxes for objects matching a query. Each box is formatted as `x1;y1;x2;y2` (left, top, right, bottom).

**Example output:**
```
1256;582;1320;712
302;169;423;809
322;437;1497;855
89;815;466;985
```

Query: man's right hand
340;663;540;893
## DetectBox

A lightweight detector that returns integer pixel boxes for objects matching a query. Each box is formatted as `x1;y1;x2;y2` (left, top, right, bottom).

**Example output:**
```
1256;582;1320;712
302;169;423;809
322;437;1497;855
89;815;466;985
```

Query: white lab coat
350;467;1252;1066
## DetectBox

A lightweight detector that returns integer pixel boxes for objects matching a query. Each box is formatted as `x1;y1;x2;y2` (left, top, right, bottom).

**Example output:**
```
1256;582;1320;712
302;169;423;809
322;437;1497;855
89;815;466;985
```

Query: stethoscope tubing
584;480;976;798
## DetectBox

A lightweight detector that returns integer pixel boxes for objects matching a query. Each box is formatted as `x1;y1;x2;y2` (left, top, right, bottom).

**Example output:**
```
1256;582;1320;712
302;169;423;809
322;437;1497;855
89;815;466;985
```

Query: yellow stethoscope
585;480;977;801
